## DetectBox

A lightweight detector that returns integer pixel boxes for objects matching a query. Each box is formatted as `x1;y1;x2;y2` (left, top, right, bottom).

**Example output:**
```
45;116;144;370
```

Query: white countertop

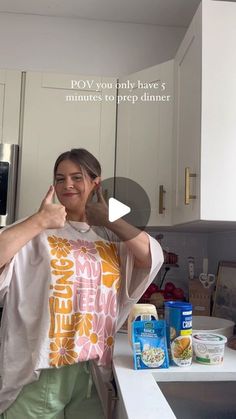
112;332;236;419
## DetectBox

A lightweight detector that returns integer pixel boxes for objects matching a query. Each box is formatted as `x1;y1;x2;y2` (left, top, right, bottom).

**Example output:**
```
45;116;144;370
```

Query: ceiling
0;0;203;27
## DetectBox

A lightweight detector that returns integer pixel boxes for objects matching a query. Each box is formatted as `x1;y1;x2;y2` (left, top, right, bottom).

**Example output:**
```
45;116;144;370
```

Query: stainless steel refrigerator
0;143;19;227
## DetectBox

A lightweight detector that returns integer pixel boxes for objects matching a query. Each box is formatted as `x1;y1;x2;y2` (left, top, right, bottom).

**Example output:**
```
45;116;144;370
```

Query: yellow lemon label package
132;320;169;369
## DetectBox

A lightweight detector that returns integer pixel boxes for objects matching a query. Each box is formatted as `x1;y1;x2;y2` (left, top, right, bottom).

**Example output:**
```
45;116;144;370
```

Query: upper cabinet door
200;0;236;222
116;60;174;227
172;6;201;225
173;1;236;225
17;72;116;219
0;70;21;144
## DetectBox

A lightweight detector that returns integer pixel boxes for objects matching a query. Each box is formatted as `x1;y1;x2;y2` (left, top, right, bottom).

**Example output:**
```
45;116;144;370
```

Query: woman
0;148;164;418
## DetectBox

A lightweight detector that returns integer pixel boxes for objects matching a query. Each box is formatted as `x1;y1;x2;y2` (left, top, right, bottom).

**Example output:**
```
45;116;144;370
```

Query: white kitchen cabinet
116;60;174;227
0;70;21;144
172;0;236;225
17;71;116;219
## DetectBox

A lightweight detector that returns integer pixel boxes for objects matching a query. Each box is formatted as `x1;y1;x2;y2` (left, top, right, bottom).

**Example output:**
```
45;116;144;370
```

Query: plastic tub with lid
192;332;227;365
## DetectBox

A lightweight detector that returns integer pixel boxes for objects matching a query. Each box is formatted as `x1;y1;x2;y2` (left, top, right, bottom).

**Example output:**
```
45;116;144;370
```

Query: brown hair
54;148;101;180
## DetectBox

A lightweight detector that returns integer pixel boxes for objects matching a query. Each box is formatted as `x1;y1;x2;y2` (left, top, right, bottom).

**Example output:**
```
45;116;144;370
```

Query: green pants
0;362;105;419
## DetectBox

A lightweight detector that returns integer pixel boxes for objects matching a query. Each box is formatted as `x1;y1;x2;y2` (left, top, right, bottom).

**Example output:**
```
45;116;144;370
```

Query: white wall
0;12;186;77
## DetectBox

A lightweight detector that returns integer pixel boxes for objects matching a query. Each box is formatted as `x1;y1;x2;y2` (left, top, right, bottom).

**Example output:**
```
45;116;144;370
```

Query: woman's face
54;159;99;213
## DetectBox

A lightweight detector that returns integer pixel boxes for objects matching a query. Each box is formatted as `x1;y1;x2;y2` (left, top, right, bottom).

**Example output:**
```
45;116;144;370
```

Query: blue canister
165;301;192;367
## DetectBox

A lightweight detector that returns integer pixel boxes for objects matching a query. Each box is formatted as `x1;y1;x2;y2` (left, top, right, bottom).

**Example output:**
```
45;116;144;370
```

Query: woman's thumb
43;185;55;204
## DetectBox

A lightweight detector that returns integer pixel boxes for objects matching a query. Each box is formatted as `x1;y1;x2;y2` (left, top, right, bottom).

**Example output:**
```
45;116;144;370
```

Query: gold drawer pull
185;167;196;205
159;185;166;214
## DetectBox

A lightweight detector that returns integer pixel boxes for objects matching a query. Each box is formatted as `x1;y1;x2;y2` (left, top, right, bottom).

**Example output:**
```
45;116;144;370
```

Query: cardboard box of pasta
189;279;212;316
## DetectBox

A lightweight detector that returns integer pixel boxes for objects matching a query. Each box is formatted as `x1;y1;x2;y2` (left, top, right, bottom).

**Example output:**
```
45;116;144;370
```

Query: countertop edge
113;333;236;419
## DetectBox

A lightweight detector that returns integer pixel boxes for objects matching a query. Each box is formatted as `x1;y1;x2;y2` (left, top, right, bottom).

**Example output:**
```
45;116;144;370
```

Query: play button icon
92;176;151;241
108;197;131;222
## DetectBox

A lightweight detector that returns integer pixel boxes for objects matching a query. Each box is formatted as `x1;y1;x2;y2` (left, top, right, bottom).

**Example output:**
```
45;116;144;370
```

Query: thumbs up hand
85;186;108;226
37;185;67;229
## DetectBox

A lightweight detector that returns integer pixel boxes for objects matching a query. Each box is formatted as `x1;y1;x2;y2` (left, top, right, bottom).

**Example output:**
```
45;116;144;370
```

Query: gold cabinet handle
159;185;166;214
185;167;197;205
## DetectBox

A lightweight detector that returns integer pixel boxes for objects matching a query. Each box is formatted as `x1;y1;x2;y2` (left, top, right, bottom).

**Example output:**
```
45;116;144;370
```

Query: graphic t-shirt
0;221;163;413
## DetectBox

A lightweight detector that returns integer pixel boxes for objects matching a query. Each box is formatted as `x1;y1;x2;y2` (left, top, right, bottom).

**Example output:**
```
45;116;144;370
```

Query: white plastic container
192;333;227;365
192;316;235;339
127;304;158;346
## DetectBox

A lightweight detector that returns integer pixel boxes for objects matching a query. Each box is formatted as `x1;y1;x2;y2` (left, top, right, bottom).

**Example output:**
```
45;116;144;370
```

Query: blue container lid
164;301;192;309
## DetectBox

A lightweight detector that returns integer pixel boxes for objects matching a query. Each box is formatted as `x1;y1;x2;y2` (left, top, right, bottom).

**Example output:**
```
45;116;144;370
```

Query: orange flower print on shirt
77;314;105;361
49;337;78;367
74;312;93;336
95;241;120;288
48;236;71;259
100;315;116;365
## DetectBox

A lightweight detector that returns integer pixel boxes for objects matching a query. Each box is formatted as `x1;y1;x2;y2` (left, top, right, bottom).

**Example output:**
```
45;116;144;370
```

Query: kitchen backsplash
149;229;236;297
208;230;236;272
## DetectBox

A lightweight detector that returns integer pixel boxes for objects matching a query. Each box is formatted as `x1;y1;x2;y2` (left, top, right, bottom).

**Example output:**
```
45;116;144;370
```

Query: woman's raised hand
37;186;67;229
85;186;108;226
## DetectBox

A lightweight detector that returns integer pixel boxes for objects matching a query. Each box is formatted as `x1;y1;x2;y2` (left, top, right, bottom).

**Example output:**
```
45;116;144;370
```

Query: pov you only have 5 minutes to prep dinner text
66;79;171;104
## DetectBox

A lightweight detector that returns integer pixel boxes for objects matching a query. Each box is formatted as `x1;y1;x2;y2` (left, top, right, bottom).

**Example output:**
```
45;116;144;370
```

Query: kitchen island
113;333;236;419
